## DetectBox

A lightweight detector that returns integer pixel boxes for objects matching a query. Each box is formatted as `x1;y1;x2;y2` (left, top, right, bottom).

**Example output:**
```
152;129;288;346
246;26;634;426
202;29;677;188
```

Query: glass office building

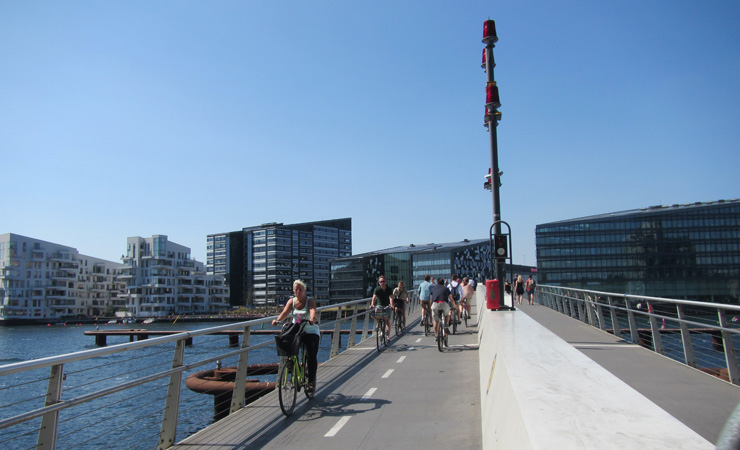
207;218;352;307
536;199;740;303
330;239;496;303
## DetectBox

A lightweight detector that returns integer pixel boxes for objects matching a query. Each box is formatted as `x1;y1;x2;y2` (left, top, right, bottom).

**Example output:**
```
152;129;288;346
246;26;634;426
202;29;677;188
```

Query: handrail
537;285;740;386
0;297;374;450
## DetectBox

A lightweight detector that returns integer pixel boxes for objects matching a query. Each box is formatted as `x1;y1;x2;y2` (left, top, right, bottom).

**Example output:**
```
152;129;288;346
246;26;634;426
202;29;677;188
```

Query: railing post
626;297;640;345
647;302;664;355
347;304;359;349
718;309;740;385
230;325;252;412
584;293;595;326
37;363;64;450
608;296;622;339
158;338;186;450
675;305;696;367
361;300;371;340
330;308;343;358
595;297;607;331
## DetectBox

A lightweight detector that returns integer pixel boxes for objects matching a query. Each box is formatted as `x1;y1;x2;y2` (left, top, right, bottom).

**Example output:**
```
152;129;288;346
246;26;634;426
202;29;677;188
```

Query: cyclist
392;281;409;331
272;279;320;395
460;277;474;319
417;275;433;326
431;277;457;344
370;275;394;336
447;274;463;324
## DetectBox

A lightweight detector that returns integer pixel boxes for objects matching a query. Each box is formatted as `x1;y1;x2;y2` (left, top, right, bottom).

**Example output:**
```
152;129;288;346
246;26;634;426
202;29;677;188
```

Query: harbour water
0;320;344;450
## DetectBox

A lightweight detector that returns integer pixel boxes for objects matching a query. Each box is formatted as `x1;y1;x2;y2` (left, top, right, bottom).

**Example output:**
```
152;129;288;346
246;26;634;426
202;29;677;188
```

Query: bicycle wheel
424;307;431;337
395;312;402;336
464;309;468;328
452;313;457;335
278;357;297;416
437;326;443;352
376;321;382;352
302;351;314;400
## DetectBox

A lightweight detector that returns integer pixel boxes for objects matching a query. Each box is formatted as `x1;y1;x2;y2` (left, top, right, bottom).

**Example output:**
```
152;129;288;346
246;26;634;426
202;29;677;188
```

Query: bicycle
461;299;470;327
422;302;432;337
275;321;313;416
451;308;458;335
371;305;390;352
394;304;404;336
435;308;448;352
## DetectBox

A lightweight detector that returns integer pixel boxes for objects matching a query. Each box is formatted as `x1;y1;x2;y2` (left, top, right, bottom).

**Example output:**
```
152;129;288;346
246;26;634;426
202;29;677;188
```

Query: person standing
418;275;433;325
515;275;525;305
370;275;394;336
393;281;409;331
526;275;537;305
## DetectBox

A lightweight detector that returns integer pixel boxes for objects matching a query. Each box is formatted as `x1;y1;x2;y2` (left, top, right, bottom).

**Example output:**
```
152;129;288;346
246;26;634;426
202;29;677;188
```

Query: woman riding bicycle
272;280;320;395
460;277;474;319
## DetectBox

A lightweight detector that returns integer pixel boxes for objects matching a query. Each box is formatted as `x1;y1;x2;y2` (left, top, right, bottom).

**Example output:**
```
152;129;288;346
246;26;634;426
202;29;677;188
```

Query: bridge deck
171;306;482;449
518;301;740;443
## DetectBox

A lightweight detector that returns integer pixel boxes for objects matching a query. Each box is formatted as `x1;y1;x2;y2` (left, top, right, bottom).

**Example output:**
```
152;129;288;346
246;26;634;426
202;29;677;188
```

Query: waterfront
0;320;345;450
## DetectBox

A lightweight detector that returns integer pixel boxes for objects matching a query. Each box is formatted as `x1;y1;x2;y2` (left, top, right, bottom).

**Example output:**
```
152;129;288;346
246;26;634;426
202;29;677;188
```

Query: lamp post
482;19;510;309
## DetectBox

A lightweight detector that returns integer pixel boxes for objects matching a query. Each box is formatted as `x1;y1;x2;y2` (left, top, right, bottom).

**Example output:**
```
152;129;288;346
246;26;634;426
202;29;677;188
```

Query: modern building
207;218;352;307
535;199;740;303
0;233;124;323
119;235;229;317
329;239;524;304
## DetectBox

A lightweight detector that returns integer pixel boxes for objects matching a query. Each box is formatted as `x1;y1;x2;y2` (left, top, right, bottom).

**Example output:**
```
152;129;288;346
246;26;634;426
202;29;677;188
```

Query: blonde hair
293;279;307;290
517;275;523;283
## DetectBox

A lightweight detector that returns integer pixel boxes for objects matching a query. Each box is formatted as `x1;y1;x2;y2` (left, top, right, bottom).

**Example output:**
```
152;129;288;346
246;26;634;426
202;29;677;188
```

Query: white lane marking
396;356;406;363
382;369;394;379
415;338;422;343
325;416;351;437
363;387;377;399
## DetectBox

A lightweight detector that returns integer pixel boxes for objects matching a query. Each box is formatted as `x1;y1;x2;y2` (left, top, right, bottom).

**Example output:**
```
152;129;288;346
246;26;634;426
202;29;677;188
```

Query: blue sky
2;1;739;267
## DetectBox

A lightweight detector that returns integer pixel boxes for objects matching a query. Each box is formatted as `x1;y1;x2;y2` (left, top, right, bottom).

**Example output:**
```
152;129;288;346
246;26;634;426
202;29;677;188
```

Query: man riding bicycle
447;274;463;325
417;275;433;326
460;277;474;320
392;280;409;331
370;275;394;336
431;277;457;345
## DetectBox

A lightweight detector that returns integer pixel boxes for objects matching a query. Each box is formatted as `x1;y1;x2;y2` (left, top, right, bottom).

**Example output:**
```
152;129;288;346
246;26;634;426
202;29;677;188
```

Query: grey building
535;199;740;303
207;218;352;307
330;239;508;304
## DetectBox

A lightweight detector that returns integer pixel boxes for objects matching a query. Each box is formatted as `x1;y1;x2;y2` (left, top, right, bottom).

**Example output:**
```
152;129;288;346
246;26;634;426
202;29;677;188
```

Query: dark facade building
207;218;352;307
536;199;740;303
330;239;515;303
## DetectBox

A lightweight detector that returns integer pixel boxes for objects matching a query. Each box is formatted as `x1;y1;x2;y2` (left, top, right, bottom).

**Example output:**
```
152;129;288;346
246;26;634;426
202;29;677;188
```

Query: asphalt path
172;304;482;450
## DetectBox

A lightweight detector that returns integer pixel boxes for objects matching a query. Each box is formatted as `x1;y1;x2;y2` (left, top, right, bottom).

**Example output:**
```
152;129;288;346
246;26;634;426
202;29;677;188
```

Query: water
0;321;350;450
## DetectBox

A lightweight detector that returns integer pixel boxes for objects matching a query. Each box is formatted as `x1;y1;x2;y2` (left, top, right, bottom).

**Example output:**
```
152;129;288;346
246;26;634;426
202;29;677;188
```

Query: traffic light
494;234;508;259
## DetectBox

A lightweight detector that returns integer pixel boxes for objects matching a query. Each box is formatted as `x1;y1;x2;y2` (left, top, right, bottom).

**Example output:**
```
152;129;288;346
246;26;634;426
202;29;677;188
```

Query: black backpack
450;284;460;301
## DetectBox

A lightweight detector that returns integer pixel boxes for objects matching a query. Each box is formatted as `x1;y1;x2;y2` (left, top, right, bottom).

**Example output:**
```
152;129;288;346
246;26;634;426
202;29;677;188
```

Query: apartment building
119;235;229;317
0;233;124;323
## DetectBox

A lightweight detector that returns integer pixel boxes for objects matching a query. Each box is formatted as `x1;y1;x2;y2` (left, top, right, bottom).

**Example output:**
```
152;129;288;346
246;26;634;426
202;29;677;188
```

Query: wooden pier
83;328;356;346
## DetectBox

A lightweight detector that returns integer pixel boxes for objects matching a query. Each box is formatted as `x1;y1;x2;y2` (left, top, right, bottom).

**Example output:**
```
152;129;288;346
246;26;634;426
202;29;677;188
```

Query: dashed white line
325;416;351;437
415;338;422;343
396;356;406;363
363;387;377;399
382;369;394;378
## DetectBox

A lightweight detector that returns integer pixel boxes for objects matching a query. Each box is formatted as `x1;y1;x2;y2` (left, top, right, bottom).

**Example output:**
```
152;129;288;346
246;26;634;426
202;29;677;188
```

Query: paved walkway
517;300;740;443
171;305;482;449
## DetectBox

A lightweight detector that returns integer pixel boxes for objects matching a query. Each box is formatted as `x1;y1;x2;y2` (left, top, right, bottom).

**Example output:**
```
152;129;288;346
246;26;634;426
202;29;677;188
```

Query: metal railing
0;298;374;450
537;285;740;385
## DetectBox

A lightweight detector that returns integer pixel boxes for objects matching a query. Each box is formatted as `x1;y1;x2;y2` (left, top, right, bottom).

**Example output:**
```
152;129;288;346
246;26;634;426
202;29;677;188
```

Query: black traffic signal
494;234;508;259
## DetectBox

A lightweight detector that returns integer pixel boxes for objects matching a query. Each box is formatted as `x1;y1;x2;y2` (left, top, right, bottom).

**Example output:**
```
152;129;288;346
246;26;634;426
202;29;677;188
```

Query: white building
119;235;229;317
0;233;124;322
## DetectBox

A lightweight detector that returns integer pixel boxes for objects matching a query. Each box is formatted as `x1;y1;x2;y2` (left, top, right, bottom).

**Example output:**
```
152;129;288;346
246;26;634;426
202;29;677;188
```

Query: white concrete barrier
475;289;713;449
